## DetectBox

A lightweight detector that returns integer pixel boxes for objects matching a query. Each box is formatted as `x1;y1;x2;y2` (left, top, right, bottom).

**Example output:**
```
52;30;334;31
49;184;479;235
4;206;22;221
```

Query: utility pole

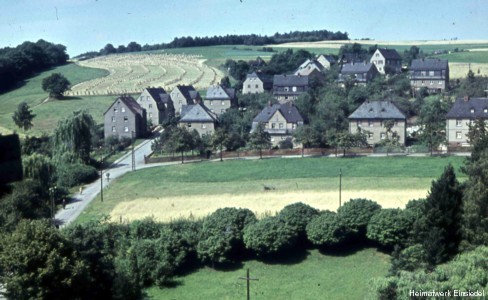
239;268;259;300
49;186;56;226
339;168;342;208
100;150;103;203
131;131;136;171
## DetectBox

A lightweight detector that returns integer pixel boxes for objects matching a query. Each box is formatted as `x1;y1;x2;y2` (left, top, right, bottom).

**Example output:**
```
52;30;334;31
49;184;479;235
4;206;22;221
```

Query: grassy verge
144;248;389;300
74;156;466;224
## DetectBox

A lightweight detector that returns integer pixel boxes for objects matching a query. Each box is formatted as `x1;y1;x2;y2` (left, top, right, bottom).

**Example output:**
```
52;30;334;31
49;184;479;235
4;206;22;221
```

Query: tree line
74;29;349;59
0;40;69;92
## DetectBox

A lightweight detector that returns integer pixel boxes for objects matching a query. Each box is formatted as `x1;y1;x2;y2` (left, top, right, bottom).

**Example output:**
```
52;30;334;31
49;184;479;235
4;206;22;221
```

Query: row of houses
104;84;488;149
243;49;450;100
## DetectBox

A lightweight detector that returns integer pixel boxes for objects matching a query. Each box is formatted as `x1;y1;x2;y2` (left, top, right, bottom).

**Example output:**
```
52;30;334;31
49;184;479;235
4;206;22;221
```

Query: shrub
243;216;296;257
306;211;351;247
389;244;428;275
367;208;412;249
197;208;257;264
337;198;381;238
129;217;165;240
56;163;98;188
278;202;319;240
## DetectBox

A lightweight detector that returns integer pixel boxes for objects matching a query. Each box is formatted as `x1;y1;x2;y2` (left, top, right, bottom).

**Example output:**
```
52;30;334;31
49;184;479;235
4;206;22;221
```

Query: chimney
464;95;469;102
268;100;272;107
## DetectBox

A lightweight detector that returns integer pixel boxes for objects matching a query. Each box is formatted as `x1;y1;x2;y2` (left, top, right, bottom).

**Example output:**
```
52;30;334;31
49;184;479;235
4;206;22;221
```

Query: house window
292;124;297;129
149;104;153;109
124;116;128;122
121;107;126;112
429;71;435;76
279;123;284;129
248;84;251;88
210;100;213;106
221;109;225;113
292;86;297;92
202;124;206;129
456;119;462;127
221;101;225;106
368;120;374;127
356;121;360;127
187;123;192;128
112;116;116;123
113;107;118;113
284;87;289;92
149;113;152;118
124;126;129;132
271;123;276;129
456;131;462;139
255;84;259;88
380;133;386;140
368;133;373;139
112;126;116;132
439;81;443;84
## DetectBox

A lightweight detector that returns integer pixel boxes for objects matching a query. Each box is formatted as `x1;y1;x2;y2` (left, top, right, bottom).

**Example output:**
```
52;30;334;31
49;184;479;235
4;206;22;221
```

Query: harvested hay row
109;189;427;223
70;53;223;96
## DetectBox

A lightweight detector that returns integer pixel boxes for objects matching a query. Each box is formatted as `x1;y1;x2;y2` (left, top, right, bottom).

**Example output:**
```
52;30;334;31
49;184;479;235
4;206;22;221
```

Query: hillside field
74;156;466;225
144;248;389;300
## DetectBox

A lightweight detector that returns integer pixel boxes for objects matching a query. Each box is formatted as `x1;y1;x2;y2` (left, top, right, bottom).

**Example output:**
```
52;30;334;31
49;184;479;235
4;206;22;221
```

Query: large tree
417;98;449;155
52;110;95;164
42;73;71;99
211;128;230;162
0;220;88;299
12;102;35;132
248;123;271;159
416;164;463;268
164;127;194;163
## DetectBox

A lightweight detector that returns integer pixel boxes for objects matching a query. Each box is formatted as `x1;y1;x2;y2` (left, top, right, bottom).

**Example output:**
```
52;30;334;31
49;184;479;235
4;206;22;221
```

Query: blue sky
1;0;487;56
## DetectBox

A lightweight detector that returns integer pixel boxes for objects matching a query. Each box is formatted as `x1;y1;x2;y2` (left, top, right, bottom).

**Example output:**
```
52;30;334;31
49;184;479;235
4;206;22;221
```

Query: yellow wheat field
449;62;488;78
109;189;427;223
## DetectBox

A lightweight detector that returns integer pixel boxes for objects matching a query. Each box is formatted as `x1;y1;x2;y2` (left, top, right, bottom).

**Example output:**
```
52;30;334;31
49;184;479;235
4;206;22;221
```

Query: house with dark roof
242;72;273;94
409;58;449;94
104;95;147;139
251;102;304;146
136;87;173;126
340;52;367;65
370;48;402;74
446;97;488;147
348;100;407;145
338;62;379;87
204;84;237;116
316;54;336;70
273;74;309;103
178;103;217;136
170;85;202;116
294;59;326;80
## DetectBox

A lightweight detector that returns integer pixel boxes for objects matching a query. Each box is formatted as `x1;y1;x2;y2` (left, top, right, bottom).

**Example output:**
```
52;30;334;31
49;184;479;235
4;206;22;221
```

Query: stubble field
75;156;466;225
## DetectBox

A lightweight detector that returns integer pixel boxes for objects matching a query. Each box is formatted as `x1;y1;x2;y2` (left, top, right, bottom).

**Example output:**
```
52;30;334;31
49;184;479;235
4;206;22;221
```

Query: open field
75;156;466;224
145;248;389;300
70;53;224;96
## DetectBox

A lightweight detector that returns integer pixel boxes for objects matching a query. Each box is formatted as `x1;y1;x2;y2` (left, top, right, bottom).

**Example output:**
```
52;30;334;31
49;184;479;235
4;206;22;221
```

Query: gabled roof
273;74;309;87
410;58;448;71
317;54;336;64
341;62;376;74
446;97;488;119
145;87;167;101
205;85;236;100
348;101;406;120
179;103;216;123
173;85;198;103
295;59;324;76
341;53;367;63
253;103;304;124
104;95;144;116
376;48;402;60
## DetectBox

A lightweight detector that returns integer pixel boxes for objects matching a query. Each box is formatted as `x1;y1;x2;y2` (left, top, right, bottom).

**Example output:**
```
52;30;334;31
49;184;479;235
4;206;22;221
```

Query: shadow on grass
258;248;310;265
59;96;83;101
318;240;379;257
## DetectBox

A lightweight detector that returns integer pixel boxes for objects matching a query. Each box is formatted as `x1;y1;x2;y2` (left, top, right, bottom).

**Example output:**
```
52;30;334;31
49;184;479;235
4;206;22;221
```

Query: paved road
55;137;158;227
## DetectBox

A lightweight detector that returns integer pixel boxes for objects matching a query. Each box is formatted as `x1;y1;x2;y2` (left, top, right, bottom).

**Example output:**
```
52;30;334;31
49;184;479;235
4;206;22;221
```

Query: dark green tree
366;208;412;249
417;98;449;155
416;164;463;268
12;102;35;132
278;202;319;241
0;220;89;300
337;198;381;239
198;208;257;265
41;73;71;99
248;123;271;159
212;128;230;162
306;211;351;247
164;127;194;163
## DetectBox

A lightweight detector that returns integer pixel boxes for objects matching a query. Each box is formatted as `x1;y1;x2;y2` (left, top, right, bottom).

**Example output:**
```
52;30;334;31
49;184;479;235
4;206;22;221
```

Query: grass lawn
433;51;488;63
144;248;389;300
0;63;109;135
75;156;467;225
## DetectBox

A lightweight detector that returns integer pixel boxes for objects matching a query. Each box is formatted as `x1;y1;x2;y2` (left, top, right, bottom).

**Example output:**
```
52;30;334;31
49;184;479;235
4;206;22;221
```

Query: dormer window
471;108;475;113
484;108;488;113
